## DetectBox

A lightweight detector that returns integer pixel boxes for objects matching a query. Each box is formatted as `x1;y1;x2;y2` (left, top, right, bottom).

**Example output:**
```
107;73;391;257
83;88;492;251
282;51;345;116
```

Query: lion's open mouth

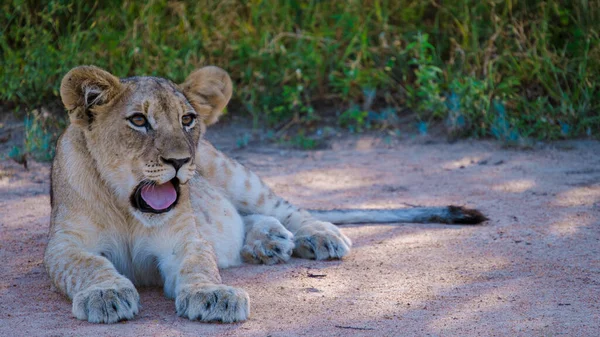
130;179;180;213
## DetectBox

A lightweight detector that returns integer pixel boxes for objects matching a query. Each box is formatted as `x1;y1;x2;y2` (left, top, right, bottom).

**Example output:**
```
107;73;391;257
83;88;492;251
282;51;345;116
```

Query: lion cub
45;65;351;323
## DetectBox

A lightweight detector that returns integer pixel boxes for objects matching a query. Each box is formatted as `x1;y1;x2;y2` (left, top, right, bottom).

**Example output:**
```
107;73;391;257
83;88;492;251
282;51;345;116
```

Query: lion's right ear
60;66;122;127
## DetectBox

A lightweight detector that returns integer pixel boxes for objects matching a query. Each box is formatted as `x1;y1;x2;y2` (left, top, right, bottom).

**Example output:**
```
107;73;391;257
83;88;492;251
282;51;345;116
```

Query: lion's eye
182;114;196;127
128;114;148;128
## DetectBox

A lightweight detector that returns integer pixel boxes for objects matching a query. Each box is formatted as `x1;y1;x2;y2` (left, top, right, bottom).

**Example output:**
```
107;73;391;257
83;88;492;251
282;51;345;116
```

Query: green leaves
2;0;600;140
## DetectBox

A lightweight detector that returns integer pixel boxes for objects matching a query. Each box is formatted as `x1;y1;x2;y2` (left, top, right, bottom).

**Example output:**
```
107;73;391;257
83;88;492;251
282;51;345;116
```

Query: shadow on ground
1;128;599;336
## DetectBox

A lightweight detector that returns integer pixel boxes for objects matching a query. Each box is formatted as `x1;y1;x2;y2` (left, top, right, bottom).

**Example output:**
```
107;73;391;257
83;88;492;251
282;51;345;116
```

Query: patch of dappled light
355;137;379;151
492;179;536;193
553;186;600;207
0;169;16;186
353;201;412;209
548;215;593;237
267;168;377;191
441;156;485;170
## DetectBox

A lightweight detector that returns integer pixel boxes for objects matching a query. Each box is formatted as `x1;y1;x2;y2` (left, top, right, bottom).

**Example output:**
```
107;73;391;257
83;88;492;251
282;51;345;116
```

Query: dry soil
1;125;599;336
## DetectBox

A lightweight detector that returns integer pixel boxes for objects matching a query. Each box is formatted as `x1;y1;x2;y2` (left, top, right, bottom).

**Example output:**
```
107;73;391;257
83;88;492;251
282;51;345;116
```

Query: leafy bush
8;109;66;162
2;0;600;140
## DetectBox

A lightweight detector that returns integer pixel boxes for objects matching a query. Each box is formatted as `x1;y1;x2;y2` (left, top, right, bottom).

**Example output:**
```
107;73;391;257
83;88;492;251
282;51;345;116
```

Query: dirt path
1;126;599;336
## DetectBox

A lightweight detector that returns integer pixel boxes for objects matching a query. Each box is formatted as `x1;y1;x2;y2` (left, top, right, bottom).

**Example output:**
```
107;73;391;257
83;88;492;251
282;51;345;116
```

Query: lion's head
60;65;232;225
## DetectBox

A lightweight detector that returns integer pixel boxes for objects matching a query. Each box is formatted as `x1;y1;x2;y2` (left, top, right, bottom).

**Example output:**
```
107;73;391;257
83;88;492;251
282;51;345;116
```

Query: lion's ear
60;66;122;127
181;66;232;126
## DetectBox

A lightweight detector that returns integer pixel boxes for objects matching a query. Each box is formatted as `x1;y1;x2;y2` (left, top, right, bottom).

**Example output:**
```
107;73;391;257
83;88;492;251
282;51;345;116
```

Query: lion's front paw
241;219;295;265
176;284;249;323
72;284;140;323
293;221;352;260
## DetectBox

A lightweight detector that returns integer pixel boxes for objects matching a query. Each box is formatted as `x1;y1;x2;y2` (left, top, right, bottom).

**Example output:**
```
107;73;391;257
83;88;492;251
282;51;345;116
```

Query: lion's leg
188;175;245;269
241;215;295;265
44;236;140;323
152;215;249;323
196;140;352;260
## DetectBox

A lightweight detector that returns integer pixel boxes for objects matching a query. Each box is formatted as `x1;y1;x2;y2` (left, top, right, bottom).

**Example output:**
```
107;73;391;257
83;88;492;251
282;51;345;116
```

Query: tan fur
46;65;351;324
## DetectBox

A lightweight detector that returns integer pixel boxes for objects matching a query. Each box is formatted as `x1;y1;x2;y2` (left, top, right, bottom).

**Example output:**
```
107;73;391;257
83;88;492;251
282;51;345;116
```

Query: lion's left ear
181;66;232;126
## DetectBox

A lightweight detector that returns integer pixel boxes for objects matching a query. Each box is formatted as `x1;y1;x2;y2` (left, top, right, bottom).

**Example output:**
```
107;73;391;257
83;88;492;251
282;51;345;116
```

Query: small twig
335;325;375;331
400;202;422;208
274;118;297;137
307;272;327;278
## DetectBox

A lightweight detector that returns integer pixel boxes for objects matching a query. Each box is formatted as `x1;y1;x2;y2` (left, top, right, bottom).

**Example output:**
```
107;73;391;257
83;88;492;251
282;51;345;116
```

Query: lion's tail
309;206;487;225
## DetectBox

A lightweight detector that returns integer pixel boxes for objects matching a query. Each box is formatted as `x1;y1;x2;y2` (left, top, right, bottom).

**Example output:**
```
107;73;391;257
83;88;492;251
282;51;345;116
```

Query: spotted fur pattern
45;65;351;324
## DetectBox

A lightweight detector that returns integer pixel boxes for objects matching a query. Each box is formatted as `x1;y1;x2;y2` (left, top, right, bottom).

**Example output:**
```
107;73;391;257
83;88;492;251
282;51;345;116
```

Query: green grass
2;0;600;151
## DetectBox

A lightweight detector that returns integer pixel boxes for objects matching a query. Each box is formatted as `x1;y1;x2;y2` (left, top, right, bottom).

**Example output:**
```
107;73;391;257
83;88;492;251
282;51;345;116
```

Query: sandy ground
1;125;599;337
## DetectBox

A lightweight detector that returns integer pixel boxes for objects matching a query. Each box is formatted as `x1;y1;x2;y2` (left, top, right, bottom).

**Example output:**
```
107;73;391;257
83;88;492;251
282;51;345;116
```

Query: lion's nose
160;157;190;171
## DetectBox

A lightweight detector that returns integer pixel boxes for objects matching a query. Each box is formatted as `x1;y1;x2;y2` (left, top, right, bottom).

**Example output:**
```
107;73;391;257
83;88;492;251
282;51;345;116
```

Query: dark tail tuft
446;206;488;224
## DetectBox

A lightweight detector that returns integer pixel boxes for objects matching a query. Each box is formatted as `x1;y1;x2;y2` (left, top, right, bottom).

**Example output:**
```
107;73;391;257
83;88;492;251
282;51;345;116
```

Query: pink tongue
141;182;177;210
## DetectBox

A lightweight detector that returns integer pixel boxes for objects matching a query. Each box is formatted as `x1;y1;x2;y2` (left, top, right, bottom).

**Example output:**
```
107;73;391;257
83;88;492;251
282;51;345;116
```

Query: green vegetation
2;0;600;154
7;109;66;162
